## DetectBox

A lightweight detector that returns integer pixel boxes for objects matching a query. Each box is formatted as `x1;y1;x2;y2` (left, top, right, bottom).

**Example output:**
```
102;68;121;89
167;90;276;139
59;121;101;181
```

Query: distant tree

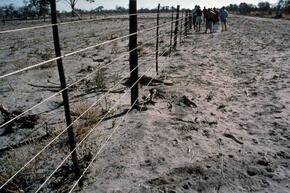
115;6;127;12
248;4;257;11
62;0;95;17
18;5;31;19
2;4;17;18
0;6;4;17
95;5;104;12
258;1;270;11
26;0;49;19
161;6;170;12
227;4;239;11
139;8;150;13
279;0;290;13
239;3;251;14
39;0;50;16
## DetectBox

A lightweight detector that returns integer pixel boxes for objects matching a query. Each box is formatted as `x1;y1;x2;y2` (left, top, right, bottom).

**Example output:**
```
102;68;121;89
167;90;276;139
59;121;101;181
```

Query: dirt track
80;15;290;193
0;14;289;192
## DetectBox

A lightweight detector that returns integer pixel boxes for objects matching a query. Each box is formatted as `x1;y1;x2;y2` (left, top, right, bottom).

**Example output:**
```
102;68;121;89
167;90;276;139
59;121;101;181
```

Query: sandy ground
0;14;289;192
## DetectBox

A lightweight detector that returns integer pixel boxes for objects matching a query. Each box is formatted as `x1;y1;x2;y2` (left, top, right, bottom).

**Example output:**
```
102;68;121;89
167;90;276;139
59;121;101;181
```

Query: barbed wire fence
0;0;193;192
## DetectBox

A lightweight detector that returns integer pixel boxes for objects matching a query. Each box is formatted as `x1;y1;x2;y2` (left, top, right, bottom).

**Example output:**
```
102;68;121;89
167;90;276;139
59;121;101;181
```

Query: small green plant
176;124;198;132
161;46;172;57
103;97;115;115
95;70;106;89
110;41;120;54
206;91;215;102
41;47;54;60
90;31;96;37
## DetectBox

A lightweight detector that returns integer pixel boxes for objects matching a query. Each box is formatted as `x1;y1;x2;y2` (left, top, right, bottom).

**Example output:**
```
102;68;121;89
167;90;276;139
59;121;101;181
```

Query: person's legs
198;22;201;32
205;19;209;33
193;16;197;30
224;21;227;31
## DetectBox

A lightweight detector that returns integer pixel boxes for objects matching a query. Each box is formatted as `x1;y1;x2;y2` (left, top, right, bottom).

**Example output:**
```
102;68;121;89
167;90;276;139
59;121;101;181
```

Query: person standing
220;7;229;32
213;8;220;33
205;8;215;34
196;6;203;32
192;5;198;31
202;6;207;25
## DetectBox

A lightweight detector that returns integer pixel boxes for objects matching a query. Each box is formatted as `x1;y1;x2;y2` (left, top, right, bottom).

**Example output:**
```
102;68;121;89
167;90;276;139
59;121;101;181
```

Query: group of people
192;5;229;34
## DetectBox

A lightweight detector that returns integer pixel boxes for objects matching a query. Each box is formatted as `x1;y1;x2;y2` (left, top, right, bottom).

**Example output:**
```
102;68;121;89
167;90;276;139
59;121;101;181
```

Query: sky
0;0;279;11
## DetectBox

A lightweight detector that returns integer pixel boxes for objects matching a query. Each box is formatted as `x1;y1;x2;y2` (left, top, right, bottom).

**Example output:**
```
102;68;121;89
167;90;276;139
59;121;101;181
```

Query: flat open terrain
0;14;289;192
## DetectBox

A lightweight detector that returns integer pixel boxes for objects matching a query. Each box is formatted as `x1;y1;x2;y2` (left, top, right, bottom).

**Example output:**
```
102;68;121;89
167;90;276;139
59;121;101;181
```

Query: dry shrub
71;103;104;140
33;47;56;69
0;140;51;192
108;33;117;40
110;41;121;54
95;70;106;89
70;100;114;140
71;103;103;124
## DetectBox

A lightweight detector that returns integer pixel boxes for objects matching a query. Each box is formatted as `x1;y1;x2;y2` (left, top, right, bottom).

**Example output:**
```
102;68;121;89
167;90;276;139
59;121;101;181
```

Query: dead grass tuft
0;140;54;192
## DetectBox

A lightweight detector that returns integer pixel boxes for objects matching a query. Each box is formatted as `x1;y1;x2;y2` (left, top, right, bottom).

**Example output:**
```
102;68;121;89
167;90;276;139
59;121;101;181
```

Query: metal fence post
180;11;183;43
174;5;180;50
190;11;193;30
49;0;82;185
129;0;138;108
169;6;174;55
156;3;160;75
185;11;188;36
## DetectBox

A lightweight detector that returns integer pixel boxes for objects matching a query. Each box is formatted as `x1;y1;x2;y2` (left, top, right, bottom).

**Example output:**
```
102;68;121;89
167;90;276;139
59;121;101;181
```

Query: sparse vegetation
161;45;172;56
95;70;106;89
206;91;215;102
175;124;198;132
110;41;121;54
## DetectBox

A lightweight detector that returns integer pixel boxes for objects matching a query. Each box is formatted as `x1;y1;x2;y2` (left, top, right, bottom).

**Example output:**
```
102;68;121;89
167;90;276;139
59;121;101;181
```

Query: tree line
227;0;289;17
1;0;289;22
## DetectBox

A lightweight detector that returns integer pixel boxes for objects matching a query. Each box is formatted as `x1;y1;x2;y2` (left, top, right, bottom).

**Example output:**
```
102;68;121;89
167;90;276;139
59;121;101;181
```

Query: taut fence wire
0;2;193;191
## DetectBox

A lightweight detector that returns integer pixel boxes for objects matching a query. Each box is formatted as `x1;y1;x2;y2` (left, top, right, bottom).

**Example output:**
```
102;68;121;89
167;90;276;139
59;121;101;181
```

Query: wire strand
36;32;181;192
0;31;163;130
0;12;169;35
0;34;161;191
0;17;183;80
0;19;183;191
0;13;138;34
68;37;179;193
34;44;160;192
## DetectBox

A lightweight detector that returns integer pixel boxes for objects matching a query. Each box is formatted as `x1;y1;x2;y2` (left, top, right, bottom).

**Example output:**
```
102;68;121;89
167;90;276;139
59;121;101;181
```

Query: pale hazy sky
1;0;279;11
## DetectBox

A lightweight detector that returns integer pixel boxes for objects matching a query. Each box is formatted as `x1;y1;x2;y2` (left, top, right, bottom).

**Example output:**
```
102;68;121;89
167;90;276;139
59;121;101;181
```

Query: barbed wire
0;17;183;80
0;32;166;191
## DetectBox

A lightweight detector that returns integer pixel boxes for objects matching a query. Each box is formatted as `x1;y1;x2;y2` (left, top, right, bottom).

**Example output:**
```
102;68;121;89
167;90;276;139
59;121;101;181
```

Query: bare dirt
0;14;289;193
